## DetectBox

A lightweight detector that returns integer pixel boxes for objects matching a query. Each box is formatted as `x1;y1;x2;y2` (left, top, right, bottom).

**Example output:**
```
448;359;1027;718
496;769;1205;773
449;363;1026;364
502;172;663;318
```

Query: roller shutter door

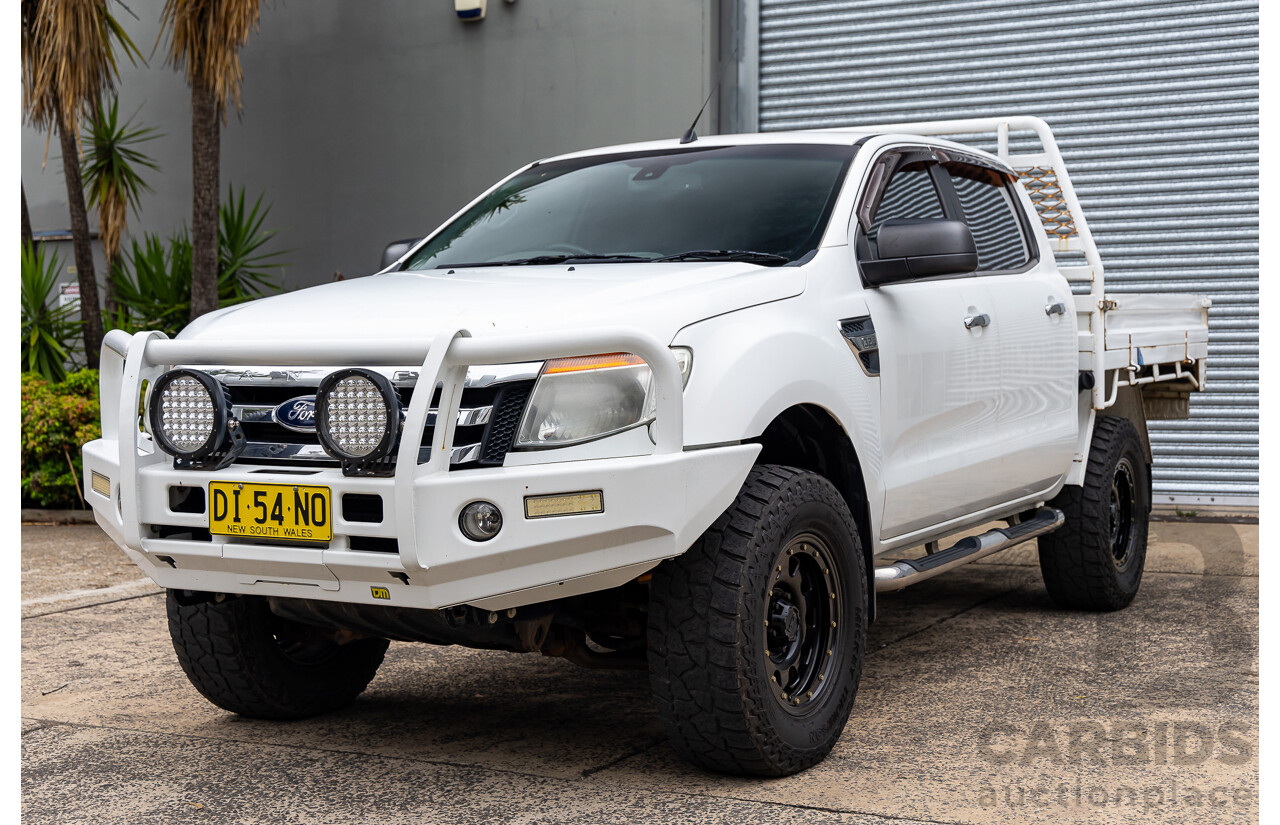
757;0;1259;505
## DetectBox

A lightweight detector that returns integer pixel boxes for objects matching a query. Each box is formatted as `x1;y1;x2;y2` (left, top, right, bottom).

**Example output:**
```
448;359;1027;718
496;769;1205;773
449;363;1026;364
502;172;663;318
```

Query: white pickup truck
84;116;1209;776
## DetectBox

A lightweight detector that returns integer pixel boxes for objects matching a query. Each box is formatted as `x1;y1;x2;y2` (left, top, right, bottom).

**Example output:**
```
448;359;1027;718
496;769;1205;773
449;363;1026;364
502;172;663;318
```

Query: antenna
679;85;718;145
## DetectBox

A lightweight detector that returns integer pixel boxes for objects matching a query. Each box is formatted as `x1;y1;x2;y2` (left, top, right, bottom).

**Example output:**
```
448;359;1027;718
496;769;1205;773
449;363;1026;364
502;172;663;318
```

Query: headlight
515;348;691;448
316;369;402;468
148;369;234;462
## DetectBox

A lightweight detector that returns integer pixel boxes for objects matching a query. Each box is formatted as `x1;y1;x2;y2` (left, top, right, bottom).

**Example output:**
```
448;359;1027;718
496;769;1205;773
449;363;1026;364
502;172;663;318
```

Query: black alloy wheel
1109;456;1139;569
765;533;844;713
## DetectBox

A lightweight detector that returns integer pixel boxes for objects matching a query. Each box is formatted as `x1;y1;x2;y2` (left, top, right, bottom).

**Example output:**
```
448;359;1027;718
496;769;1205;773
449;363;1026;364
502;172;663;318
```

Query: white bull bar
92;325;743;609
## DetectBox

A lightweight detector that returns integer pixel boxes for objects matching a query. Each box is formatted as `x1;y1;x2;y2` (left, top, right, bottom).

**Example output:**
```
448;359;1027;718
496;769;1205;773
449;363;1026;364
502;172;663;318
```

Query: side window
869;161;945;243
944;163;1030;272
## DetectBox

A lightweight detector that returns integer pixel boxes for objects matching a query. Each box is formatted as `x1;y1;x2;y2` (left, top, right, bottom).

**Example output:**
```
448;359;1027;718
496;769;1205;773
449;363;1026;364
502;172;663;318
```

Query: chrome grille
213;365;539;470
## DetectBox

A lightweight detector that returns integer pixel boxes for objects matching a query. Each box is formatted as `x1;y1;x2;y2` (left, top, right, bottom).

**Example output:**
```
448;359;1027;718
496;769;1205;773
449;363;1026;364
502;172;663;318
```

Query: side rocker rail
874;507;1065;592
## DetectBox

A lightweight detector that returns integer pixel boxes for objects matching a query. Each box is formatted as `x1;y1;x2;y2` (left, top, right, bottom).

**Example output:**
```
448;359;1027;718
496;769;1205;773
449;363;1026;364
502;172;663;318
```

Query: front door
855;153;1008;539
863;277;1003;539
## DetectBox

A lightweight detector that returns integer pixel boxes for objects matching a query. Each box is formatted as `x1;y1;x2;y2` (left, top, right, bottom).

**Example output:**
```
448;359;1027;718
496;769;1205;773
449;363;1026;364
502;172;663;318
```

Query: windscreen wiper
653;249;791;265
442;254;650;268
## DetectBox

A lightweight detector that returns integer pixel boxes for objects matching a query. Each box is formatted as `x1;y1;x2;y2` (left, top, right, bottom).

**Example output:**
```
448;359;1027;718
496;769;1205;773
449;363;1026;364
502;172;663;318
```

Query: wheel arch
747;403;877;622
1067;382;1152;492
1106;385;1154;465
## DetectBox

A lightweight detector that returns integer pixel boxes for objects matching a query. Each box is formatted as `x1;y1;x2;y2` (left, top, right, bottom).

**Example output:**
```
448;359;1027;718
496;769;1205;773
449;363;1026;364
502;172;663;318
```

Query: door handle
964;313;990;329
1045;301;1067;316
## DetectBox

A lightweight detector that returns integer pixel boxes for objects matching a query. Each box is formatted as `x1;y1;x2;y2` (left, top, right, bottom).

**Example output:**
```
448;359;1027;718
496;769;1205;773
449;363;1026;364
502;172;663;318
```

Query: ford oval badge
273;396;317;432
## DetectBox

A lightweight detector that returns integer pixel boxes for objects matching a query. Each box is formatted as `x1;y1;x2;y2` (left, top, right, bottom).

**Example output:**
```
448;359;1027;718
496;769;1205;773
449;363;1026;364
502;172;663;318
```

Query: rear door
854;150;1006;540
940;160;1077;499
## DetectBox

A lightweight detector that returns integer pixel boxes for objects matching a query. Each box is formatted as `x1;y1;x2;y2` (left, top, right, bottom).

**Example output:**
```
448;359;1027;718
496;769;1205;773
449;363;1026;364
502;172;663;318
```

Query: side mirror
861;219;977;286
381;238;422;270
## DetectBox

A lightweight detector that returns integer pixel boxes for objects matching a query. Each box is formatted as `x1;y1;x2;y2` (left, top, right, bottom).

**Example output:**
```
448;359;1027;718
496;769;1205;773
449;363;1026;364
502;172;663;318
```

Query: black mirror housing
381;238;422;270
862;219;978;286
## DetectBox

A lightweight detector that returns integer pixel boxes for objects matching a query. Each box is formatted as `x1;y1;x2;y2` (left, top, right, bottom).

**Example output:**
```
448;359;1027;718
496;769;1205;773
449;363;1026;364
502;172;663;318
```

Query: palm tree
82;96;160;314
22;184;34;250
159;0;264;322
21;0;140;369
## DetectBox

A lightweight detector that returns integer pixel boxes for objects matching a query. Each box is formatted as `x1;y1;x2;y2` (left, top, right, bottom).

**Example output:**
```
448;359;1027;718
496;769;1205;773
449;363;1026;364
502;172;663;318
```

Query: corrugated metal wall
756;0;1259;505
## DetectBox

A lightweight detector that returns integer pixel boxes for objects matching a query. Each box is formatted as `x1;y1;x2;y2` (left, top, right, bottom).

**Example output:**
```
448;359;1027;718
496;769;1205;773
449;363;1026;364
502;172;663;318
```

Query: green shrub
21;370;101;509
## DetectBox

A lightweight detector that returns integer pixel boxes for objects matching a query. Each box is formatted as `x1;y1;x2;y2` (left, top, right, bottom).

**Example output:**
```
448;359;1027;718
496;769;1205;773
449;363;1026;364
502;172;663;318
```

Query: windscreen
402;144;854;269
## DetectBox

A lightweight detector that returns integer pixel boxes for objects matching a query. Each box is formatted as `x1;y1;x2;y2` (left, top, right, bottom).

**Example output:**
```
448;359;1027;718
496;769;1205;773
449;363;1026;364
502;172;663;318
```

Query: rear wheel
647;465;867;776
1038;415;1150;611
167;592;388;719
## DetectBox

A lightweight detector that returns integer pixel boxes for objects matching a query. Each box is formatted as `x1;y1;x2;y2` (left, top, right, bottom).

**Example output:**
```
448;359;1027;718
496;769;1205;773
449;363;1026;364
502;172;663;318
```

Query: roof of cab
536;128;1012;174
538;129;876;165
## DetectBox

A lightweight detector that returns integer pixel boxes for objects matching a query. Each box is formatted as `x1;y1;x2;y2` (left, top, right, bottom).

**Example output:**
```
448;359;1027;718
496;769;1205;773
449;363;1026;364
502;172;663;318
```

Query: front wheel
647;465;868;776
167;592;389;719
1038;415;1151;611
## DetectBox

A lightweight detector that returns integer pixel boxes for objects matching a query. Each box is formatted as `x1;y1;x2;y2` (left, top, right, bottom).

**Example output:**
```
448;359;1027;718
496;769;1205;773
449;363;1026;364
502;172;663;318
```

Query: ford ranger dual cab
83;116;1209;776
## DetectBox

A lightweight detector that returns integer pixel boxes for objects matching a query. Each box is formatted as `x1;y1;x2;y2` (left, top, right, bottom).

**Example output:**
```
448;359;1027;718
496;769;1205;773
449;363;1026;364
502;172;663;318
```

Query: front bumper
83;327;759;611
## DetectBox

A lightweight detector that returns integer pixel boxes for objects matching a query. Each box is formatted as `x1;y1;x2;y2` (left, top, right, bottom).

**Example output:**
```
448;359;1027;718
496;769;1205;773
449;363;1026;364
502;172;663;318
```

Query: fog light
460;501;502;542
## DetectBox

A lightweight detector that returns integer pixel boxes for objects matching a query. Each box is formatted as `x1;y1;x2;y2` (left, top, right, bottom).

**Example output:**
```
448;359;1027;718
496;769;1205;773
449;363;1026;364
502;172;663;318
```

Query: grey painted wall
23;0;718;291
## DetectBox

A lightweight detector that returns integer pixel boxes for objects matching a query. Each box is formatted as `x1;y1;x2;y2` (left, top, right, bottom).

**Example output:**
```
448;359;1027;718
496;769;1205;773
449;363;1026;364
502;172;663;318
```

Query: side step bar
874;507;1065;593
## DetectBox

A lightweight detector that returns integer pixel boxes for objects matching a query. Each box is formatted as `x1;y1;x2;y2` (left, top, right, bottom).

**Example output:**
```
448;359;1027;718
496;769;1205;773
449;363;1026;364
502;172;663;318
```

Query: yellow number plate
209;481;332;542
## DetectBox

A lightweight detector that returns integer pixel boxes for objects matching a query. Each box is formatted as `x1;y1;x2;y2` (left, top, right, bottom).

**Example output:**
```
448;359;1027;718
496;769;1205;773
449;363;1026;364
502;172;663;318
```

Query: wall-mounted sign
58;282;80;310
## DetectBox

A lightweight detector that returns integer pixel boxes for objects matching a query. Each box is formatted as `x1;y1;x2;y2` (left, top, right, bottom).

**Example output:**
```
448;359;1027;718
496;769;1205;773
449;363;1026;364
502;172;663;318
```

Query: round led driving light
459;501;502;542
148;369;231;460
316;369;402;464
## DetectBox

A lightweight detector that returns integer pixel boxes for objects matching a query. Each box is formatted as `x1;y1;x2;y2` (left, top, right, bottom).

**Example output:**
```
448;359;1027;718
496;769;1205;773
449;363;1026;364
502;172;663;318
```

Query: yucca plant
219;185;285;302
113;231;193;339
112;188;286;337
21;242;81;382
21;0;143;368
82;95;161;313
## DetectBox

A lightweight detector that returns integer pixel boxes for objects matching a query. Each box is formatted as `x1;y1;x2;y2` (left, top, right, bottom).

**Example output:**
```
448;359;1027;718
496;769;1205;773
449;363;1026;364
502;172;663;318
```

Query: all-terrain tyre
1038;415;1150;611
167;592;389;719
647;465;868;776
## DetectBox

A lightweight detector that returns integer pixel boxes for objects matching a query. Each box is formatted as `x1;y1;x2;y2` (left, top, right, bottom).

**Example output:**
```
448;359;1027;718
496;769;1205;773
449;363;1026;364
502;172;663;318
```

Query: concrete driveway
21;519;1257;825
